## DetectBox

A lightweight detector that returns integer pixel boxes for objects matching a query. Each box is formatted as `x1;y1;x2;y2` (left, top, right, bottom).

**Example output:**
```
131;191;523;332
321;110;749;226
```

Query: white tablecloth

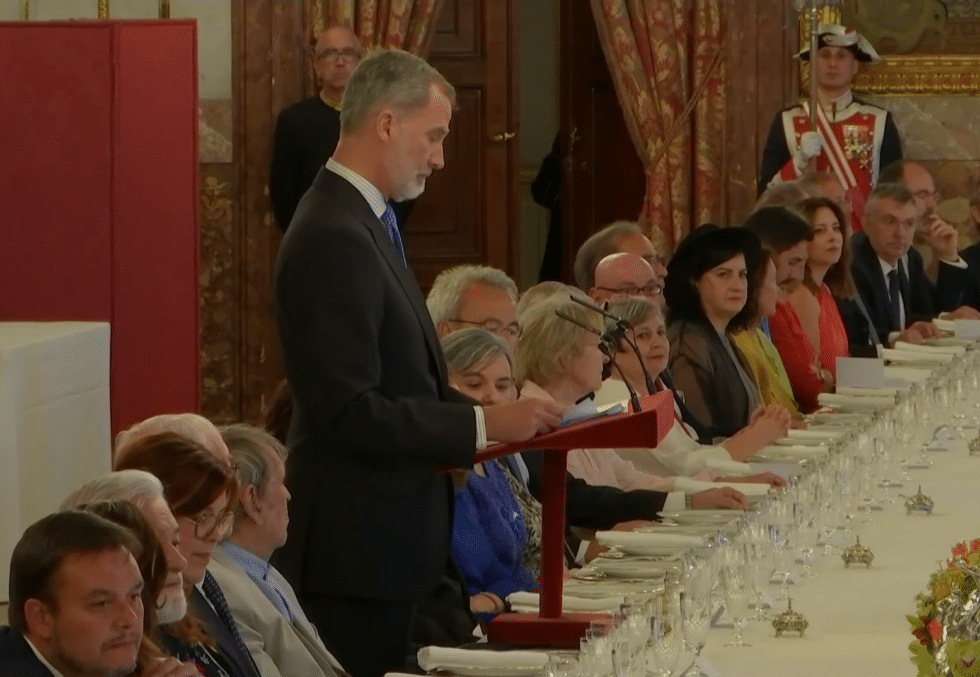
0;322;111;601
704;447;976;677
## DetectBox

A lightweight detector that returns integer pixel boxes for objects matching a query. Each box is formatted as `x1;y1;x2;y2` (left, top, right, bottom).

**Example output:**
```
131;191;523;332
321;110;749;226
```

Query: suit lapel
189;585;258;677
897;258;912;319
855;233;892;330
312;169;449;387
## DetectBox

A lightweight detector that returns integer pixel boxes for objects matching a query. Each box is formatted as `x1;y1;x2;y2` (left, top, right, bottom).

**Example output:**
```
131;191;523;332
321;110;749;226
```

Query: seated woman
442;329;540;620
769;197;851;412
115;433;246;677
514;297;751;511
595;298;787;484
664;224;767;437
729;249;805;422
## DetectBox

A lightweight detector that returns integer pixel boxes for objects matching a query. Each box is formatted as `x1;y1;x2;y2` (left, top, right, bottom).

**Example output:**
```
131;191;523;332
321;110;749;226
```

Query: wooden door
406;0;519;293
559;0;646;283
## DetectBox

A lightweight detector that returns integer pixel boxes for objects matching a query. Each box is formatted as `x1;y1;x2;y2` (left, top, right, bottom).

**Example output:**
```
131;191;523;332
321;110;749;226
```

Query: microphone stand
553;309;643;413
566;295;660;400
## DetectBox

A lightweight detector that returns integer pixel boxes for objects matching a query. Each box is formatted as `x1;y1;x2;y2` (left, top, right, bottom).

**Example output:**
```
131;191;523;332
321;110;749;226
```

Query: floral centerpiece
909;539;980;677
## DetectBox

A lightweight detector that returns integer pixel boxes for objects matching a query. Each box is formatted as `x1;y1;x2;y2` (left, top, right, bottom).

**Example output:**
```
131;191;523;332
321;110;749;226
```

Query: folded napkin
882;348;952;364
786;428;840;440
933;318;956;333
884;365;934;383
818;393;892;408
835;386;901;397
507;591;624;613
674;478;771;496
894;340;964;356
596;530;704;548
757;445;829;457
417;647;549;671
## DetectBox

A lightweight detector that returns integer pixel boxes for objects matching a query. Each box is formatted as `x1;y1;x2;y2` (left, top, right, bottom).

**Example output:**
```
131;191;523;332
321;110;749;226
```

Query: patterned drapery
590;0;726;253
308;0;445;54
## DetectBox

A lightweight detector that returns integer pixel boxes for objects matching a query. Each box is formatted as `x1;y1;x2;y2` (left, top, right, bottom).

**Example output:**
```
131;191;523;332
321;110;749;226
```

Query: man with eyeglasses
588;253;664;309
270;26;364;232
427;265;524;349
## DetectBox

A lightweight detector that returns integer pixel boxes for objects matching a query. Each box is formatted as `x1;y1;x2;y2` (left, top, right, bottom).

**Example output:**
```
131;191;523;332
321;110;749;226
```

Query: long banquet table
704;436;978;677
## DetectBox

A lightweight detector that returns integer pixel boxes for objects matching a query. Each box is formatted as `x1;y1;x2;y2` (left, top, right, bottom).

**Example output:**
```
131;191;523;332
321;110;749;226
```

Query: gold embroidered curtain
308;0;446;54
589;0;726;253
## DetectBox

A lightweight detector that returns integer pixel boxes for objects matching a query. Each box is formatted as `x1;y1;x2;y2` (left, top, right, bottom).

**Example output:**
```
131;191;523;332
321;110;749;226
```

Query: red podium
477;391;674;647
0;20;199;434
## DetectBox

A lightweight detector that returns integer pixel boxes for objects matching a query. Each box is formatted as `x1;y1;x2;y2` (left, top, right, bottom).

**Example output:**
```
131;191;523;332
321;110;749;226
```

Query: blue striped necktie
380;203;407;267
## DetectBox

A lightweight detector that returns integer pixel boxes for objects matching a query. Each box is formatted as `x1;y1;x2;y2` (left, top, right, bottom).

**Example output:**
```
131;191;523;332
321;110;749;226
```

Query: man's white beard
393;177;426;202
156;589;188;625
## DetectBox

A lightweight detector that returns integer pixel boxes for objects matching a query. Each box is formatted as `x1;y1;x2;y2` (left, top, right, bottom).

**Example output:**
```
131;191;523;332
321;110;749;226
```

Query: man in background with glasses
588;252;664;310
269;25;362;232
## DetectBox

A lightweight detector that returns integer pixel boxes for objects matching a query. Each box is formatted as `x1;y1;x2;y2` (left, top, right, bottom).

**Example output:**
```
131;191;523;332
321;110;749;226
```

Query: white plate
659;510;745;525
591;558;679;578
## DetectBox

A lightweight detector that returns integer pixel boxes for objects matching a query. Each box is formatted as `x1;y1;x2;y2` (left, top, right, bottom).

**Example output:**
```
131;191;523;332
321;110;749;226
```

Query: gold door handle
491;132;516;142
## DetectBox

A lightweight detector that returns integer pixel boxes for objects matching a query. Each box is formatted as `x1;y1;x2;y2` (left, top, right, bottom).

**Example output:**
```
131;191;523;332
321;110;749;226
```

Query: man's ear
376;109;396;141
241;484;263;525
24;598;55;641
436;321;452;339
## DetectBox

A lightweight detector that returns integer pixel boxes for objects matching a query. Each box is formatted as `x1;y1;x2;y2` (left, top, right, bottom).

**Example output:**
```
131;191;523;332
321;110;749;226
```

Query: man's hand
922;214;960;261
691;487;750;510
143;658;202;677
944;306;980;320
795;131;821;170
897;320;941;344
483;398;565;443
718;472;786;488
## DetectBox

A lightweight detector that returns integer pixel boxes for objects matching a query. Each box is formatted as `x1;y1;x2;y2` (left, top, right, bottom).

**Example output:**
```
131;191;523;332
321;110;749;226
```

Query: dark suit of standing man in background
272;49;565;677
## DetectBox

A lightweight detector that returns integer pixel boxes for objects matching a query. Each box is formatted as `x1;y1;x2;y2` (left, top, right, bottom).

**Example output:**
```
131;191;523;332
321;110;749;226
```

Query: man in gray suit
210;424;344;677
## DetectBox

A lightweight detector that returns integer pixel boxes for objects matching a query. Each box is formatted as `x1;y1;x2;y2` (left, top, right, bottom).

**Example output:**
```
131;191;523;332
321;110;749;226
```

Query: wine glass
681;593;710;676
721;544;752;647
649;601;681;676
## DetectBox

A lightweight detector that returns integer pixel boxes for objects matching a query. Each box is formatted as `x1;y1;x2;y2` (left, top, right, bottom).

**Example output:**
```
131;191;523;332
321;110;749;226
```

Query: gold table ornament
842;537;875;569
904;486;935;516
772;599;809;638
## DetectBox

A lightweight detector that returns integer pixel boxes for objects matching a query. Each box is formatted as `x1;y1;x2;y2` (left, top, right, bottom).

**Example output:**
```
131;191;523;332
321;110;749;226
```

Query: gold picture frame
797;6;980;96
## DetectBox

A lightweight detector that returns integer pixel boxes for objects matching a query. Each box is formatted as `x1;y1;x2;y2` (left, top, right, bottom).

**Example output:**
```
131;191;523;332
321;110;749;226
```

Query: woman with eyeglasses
116;432;248;677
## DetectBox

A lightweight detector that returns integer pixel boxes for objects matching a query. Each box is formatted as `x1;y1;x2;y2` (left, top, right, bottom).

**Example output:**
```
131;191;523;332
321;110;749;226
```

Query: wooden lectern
0;20;199;434
475;391;674;647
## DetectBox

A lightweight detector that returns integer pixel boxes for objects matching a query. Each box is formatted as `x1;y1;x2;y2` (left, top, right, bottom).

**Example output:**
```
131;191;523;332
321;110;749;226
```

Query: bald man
589;253;664;309
270;26;414;234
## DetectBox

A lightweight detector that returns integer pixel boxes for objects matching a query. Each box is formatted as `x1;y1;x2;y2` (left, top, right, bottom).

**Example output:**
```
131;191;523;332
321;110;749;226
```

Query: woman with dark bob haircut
664;224;774;437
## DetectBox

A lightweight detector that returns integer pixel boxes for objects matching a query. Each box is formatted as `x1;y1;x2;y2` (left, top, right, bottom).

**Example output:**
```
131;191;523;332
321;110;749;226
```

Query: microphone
553;308;643;413
567;295;658;398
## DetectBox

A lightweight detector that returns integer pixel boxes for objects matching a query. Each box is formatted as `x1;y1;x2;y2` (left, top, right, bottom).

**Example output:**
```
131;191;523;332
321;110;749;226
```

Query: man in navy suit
963;177;980;309
273;49;564;677
1;511;145;677
850;183;975;345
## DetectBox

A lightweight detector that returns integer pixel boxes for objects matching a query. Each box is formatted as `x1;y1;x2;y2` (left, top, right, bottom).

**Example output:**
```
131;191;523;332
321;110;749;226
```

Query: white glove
794;131;821;170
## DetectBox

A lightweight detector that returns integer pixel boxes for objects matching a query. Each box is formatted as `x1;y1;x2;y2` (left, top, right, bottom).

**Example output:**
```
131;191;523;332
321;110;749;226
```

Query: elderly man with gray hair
115;413;231;465
427;264;522;348
62;470;189;626
208;424;344;677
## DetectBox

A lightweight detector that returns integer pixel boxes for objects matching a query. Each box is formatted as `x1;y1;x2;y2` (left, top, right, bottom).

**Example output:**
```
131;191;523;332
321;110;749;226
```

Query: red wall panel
0;20;199;435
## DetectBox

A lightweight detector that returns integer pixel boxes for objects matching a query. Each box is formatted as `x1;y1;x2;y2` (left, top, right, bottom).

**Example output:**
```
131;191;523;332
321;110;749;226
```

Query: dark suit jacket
273;168;477;603
959;241;980;310
850;231;968;344
187;583;260;677
0;627;54;677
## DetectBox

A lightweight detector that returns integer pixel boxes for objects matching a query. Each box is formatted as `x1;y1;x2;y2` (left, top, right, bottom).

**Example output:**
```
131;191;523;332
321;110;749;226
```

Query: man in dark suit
961;177;980;309
850;183;975;345
1;511;146;677
273;49;564;677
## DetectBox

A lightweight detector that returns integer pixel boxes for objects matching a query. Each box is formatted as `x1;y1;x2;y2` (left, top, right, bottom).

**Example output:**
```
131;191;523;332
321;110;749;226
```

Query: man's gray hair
573;221;645;291
865;182;915;216
115;413;221;461
220;424;288;519
441;328;513;375
426;265;519;326
340;48;456;133
60;469;165;511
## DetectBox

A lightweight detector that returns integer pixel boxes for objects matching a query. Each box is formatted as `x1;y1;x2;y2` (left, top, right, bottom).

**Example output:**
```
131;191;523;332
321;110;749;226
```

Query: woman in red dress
769;197;853;412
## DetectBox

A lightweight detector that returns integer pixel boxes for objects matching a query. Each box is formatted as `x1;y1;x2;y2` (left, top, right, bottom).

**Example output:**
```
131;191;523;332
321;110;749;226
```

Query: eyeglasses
450;318;523;340
316;47;361;62
181;509;234;540
595;283;664;299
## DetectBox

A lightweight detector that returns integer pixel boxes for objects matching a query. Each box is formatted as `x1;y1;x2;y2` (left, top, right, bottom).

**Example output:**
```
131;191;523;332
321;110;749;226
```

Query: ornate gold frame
797;7;980;96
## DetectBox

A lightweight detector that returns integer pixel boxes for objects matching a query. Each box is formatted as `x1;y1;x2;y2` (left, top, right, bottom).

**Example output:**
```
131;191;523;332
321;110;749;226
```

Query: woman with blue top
441;329;540;621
